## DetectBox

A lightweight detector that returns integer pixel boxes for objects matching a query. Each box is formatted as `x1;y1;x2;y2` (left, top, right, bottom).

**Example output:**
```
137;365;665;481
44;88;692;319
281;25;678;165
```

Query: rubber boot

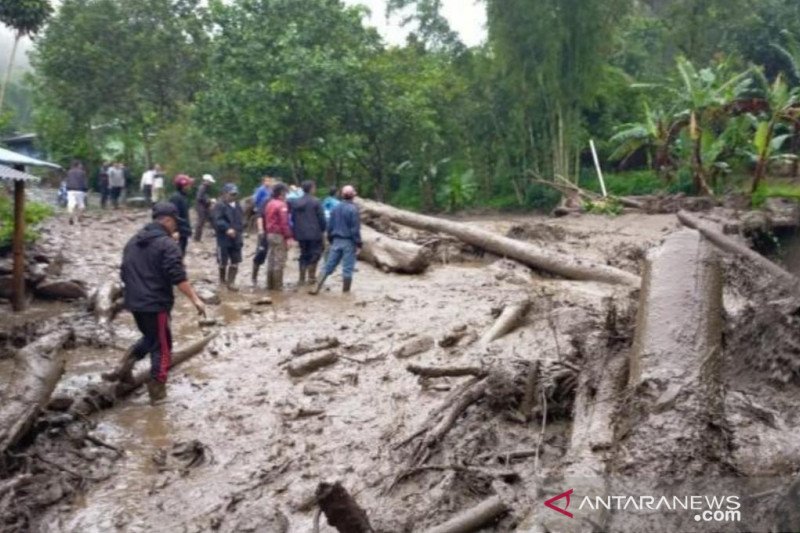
101;346;137;383
266;270;276;291
274;269;284;291
147;379;167;404
218;267;226;285
310;274;328;295
298;266;307;286
251;264;260;288
343;278;352;293
227;265;239;292
308;262;318;285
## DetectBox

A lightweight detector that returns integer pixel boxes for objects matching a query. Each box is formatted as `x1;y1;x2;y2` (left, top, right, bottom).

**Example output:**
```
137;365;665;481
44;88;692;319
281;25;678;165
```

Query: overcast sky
0;0;487;75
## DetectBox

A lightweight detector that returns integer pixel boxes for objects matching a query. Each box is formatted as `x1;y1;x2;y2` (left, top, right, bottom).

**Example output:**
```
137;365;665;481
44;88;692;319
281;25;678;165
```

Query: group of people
105;171;362;403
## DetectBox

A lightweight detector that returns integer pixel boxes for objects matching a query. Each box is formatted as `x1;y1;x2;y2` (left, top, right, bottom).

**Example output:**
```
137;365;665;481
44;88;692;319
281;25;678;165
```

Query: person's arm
178;280;206;316
317;201;326;234
280;204;293;240
213;205;230;234
163;240;205;315
352;206;362;248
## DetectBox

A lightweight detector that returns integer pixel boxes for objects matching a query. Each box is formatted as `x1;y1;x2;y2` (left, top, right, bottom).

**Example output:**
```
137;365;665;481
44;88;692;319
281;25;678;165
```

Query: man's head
272;183;288;199
328;185;338;198
154;164;162;172
173;174;194;191
71;159;81;169
222;183;239;201
301;180;316;195
152;201;179;233
262;176;274;187
341;185;357;200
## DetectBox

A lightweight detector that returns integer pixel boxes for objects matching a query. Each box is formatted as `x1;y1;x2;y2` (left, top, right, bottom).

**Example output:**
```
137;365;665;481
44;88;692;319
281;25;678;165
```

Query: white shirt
153;175;164;189
140;170;154;188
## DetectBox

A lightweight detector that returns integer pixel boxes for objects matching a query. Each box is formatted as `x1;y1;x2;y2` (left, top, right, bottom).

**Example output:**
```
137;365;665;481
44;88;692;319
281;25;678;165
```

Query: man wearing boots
213;183;245;291
265;183;293;290
289;180;326;286
311;185;361;294
252;176;274;287
105;202;206;403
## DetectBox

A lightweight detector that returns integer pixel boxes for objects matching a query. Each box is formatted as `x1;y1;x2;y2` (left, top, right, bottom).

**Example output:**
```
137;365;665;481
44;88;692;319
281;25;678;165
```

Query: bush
751;182;800;207
0;195;53;248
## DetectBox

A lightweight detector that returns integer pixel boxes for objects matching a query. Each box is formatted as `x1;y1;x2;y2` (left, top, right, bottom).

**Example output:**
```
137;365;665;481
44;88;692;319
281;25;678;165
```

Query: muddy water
6;204;680;532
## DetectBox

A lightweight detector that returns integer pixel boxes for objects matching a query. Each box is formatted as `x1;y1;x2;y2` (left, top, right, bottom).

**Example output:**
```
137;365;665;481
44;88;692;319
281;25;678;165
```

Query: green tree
0;0;52;111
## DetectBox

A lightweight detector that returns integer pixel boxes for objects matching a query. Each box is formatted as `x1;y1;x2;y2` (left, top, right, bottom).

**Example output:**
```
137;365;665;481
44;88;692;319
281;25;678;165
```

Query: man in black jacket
289;180;326;285
213;183;245;291
104;202;206;403
194;174;215;242
169;174;194;257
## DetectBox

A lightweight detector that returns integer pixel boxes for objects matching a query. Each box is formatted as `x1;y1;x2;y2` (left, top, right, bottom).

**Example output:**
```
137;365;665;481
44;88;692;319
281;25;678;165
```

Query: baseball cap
174;174;194;188
152;201;179;220
202;174;215;183
223;183;239;195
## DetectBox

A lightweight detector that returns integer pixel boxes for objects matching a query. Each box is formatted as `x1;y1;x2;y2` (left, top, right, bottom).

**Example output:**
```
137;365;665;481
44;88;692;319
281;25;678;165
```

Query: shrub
0;195;53;248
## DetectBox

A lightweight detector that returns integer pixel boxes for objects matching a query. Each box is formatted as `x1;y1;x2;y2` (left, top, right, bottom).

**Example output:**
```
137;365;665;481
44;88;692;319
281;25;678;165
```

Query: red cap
174;174;194;188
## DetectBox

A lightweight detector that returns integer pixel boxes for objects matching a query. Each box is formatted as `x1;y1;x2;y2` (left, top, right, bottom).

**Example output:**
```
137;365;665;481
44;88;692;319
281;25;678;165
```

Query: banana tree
770;30;800;177
671;57;753;196
749;72;800;192
609;102;685;182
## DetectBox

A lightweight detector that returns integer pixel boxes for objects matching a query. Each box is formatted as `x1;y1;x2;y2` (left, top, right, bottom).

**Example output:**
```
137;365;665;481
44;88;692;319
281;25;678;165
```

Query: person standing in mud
97;162;110;209
108;162;126;209
194;174;215;242
289;180;326;286
169;174;194;257
251;176;274;286
311;185;361;294
140;165;155;204
213;183;245;291
105;202;206;403
265;183;293;290
152;165;166;203
65;160;88;225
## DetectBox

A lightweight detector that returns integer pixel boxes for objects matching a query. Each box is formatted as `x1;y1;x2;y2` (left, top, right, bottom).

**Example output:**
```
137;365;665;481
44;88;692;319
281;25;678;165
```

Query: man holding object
104;202;206;403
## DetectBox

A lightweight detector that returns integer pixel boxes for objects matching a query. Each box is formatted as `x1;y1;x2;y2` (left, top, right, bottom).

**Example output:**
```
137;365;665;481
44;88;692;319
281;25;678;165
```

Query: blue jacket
327;200;361;246
322;196;340;222
253;185;272;214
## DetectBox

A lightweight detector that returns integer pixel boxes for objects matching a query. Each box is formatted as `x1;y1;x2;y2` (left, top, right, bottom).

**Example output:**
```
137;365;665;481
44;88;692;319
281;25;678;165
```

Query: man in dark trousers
251;176;274;287
104;202;206;403
289;180;326;285
98;162;110;209
213;183;245;291
311;185;361;294
169;174;194;256
194;174;215;242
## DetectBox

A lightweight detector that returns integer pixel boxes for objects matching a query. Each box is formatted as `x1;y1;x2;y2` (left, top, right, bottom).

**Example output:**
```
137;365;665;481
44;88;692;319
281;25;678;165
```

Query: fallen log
356;199;640;287
610;229;725;532
0;330;71;455
68;334;218;417
292;336;341;356
359;225;431;274
480;299;531;345
423;495;508;533
406;364;487;379
287;351;339;377
316;482;374;533
677;210;800;292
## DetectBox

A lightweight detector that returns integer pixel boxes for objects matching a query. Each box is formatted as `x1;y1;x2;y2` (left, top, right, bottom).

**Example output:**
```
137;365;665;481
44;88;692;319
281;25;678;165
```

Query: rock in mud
197;287;221;305
763;197;800;229
316;481;373;533
254;297;273;306
125;196;149;208
34;279;88;300
287;351;339;377
394;335;435;359
291;337;341;356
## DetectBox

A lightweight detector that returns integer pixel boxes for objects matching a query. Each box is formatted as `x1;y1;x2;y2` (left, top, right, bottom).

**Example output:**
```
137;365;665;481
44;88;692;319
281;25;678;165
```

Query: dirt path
5;203;799;532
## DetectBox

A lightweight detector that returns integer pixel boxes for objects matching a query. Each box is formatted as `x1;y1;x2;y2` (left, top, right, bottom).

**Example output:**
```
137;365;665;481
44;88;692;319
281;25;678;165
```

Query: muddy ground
2;195;800;532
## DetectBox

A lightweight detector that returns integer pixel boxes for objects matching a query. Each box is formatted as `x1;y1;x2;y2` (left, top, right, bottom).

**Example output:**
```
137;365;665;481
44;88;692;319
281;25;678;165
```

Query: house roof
0;146;61;170
0;163;41;182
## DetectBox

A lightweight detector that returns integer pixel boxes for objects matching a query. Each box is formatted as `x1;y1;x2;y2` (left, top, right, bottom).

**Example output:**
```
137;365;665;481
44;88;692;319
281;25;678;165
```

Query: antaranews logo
543;489;742;524
544;489;574;518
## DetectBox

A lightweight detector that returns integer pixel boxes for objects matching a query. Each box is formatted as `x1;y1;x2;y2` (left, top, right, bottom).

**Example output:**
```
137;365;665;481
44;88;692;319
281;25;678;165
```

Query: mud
1;200;799;532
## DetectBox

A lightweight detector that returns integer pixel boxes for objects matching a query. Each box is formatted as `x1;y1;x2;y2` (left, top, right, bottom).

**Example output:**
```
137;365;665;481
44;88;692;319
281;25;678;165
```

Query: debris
480;299;531;345
315;481;374;533
423;495;508;533
292;337;341;356
394;335;435;359
287;351;339;377
358;225;431;274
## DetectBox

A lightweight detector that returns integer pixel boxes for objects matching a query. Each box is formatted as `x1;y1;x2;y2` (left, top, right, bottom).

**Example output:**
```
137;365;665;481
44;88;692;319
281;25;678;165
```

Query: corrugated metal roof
0;146;61;169
0;163;41;182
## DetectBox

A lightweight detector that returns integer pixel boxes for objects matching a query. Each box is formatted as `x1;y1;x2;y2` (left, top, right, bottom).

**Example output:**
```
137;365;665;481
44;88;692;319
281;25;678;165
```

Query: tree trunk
677;210;800;293
0;331;71;455
423;495;508;533
751;122;775;194
610;229;726;532
356;199;640;287
11;180;25;312
358;225;431;274
479;299;531;345
67;334;217;417
0;31;20;112
692;135;714;196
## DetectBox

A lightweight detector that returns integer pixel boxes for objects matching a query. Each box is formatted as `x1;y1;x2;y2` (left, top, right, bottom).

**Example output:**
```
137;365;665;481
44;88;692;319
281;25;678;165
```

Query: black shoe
343;278;352;293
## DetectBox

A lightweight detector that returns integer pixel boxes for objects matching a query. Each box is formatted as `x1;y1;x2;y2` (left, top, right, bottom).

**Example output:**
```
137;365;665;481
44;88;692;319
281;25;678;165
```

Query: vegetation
0;195;52;247
3;0;800;212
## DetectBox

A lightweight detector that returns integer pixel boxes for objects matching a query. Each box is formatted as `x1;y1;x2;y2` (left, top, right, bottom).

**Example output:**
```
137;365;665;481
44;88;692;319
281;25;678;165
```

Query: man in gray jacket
108;162;126;209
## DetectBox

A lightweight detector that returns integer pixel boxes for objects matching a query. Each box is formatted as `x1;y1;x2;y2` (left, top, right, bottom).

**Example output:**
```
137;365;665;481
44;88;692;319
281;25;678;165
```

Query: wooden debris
359;225;431;274
423;495;508;533
316;481;374;533
480;299;531;345
292;337;341;356
406;364;487;379
394;336;435;359
287;351;339;377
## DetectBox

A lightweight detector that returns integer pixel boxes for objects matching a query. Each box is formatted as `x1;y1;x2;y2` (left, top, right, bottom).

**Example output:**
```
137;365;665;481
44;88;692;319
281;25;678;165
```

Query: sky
0;0;487;75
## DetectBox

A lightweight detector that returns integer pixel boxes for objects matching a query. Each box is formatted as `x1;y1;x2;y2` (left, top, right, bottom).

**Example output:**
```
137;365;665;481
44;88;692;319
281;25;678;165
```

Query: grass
0;195;54;248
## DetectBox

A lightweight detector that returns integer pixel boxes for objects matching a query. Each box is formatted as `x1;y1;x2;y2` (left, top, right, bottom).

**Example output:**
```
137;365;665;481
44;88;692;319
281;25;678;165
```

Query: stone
34;279;88;300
